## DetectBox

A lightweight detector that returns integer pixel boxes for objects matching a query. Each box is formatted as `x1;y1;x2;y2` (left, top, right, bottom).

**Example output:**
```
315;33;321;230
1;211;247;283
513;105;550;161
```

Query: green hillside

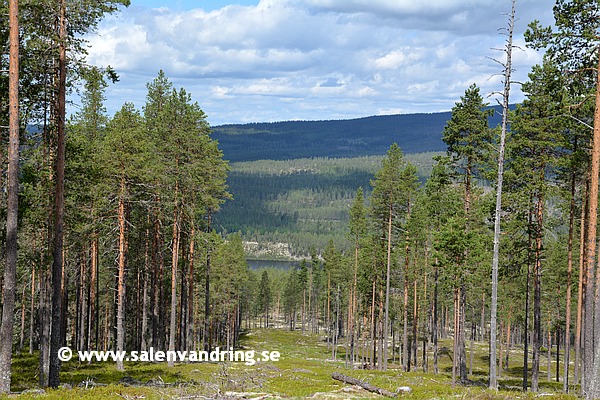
212;113;449;162
212;107;507;163
212;109;507;258
215;152;442;258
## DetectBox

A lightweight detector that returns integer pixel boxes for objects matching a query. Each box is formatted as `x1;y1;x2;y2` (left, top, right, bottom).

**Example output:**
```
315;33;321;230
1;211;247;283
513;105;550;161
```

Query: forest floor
3;328;580;399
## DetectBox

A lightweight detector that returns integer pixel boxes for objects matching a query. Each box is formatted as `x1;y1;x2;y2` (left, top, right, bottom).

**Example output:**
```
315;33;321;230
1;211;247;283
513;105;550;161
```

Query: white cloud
373;48;424;70
81;0;555;125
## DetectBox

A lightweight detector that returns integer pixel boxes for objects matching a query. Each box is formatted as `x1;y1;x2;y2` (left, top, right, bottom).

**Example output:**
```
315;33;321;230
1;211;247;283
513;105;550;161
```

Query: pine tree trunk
346;281;353;368
506;320;512;372
458;161;470;385
19;282;26;352
302;288;306;333
575;180;588;385
412;278;418;371
547;321;552;382
402;235;410;372
371;279;376;368
203;212;212;351
378;286;383;370
152;208;161;348
29;267;36;354
141;219;150;352
583;53;600;400
459;285;467;382
141;258;149;352
178;240;187;351
490;0;515;389
116;176;127;372
383;203;393;370
88;234;98;350
563;164;577;392
60;254;68;348
103;292;109;351
168;192;180;367
422;271;428;372
39;273;50;387
531;194;544;392
524;206;533;391
78;254;88;351
452;288;458;385
433;260;439;374
481;293;486;342
498;323;503;379
350;234;359;367
327;272;331;349
48;0;67;387
556;328;560;382
187;224;195;351
135;260;142;350
470;309;475;377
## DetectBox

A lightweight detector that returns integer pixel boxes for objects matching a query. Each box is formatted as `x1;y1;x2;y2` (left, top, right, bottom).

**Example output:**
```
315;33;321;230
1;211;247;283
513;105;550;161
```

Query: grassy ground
3;328;581;399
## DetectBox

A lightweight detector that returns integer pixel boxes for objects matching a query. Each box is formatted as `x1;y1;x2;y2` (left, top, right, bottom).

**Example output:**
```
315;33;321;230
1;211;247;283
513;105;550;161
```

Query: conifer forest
4;0;600;399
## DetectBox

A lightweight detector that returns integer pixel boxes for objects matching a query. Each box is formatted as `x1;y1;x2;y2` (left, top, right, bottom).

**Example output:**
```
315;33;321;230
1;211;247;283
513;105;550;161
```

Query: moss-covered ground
2;328;581;399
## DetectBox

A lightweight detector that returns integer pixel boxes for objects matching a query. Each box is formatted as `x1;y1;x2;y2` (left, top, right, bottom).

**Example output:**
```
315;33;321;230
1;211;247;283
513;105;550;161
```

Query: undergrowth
2;328;581;399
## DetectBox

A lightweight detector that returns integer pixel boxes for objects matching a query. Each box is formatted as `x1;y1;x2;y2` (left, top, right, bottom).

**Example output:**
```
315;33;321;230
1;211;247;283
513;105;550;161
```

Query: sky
82;0;555;126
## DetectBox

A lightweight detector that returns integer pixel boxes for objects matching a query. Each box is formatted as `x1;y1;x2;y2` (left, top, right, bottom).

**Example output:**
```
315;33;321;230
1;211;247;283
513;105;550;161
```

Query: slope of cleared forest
216;152;441;258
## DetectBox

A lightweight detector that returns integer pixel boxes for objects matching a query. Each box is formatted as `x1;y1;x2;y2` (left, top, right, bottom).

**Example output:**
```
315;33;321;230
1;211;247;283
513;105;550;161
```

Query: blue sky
82;0;555;126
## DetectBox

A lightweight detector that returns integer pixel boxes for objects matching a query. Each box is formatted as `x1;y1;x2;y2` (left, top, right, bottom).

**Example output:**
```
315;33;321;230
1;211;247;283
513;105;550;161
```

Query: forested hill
212;107;506;162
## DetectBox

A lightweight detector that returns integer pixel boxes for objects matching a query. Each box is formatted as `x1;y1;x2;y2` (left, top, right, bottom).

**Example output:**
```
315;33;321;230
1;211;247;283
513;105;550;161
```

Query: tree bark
29;267;36;354
489;1;515;390
433;259;439;374
39;273;50;387
523;203;534;392
583;53;600;399
116;176;127;372
402;228;410;372
575;178;588;385
19;283;26;352
531;193;544;392
203;213;212;351
459;284;467;381
383;202;393;370
452;287;458;385
140;217;150;352
563;160;577;392
151;208;161;348
49;0;67;387
88;234;98;350
168;184;180;367
332;372;399;398
187;224;195;351
0;0;19;387
412;278;418;371
78;254;88;351
141;251;149;352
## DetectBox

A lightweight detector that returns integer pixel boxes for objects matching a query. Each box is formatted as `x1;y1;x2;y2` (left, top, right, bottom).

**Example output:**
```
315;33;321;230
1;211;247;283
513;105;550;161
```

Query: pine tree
369;143;409;370
442;84;493;383
0;0;19;391
489;0;516;389
506;59;565;392
526;3;600;396
101;103;153;371
348;188;367;366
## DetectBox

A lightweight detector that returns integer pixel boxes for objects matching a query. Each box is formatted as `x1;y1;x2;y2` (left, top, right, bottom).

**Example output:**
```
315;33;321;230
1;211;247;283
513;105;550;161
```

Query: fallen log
331;372;397;398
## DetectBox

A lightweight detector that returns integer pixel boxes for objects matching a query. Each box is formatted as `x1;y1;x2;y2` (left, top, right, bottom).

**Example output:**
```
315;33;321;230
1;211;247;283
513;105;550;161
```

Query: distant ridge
212;106;506;163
